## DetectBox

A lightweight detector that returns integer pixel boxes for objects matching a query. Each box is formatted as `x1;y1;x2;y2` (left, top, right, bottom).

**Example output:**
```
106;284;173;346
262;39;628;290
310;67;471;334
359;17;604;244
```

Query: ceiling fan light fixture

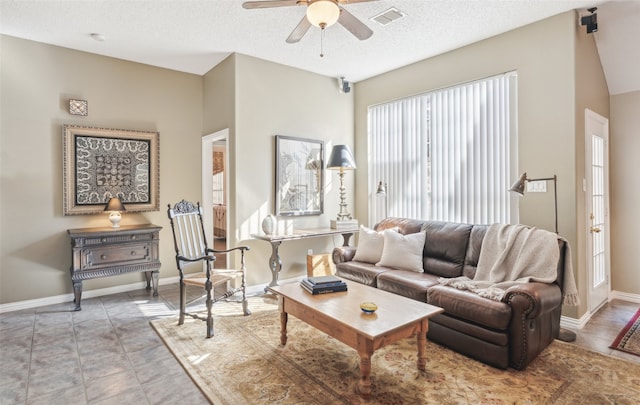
306;0;340;28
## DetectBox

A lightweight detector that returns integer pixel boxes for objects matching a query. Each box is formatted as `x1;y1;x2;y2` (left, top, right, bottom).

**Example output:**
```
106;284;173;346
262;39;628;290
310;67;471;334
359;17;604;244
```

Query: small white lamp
104;197;126;228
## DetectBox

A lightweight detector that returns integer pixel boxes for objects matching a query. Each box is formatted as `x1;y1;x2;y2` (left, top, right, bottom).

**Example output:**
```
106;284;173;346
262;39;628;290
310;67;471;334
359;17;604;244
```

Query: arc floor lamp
509;172;558;234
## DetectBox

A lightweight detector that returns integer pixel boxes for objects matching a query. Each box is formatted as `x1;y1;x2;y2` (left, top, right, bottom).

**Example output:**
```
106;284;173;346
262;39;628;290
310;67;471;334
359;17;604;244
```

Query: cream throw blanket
438;224;579;305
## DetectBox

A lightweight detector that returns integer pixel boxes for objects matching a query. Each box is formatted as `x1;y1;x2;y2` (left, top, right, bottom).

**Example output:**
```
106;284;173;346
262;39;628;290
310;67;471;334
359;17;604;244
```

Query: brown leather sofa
332;217;568;370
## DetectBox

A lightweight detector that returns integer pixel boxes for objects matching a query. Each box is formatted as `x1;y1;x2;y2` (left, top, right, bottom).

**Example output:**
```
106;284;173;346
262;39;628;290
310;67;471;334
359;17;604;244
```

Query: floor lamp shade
376;181;388;219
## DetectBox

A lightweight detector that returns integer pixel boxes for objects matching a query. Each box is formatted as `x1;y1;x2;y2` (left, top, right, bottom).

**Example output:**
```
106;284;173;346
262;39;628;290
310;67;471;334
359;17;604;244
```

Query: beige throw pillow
353;225;385;264
376;230;426;272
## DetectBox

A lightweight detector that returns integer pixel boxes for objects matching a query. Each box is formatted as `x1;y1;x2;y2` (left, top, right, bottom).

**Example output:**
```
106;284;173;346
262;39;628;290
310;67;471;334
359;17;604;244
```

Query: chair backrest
167;200;210;267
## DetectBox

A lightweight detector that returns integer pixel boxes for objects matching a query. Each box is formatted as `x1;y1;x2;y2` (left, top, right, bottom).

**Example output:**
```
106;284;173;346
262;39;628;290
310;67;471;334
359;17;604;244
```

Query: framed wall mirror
275;135;324;216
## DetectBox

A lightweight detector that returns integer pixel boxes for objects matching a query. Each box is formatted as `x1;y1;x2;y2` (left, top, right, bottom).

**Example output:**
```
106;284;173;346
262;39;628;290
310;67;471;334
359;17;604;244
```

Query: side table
67;224;162;310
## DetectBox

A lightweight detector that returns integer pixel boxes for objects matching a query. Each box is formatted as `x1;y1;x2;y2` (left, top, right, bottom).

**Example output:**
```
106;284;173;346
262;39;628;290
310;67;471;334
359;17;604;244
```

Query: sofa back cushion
374;217;425;234
463;225;488;279
421;221;473;278
374;218;472;278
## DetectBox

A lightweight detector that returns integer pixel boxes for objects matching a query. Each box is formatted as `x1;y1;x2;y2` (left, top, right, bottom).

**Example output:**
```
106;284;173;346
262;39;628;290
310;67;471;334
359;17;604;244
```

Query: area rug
151;296;640;404
610;308;640;357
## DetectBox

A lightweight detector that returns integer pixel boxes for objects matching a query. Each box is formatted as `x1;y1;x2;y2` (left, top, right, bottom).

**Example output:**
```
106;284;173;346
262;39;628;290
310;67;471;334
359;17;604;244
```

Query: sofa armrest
332;246;357;264
503;282;562;319
504;282;562;369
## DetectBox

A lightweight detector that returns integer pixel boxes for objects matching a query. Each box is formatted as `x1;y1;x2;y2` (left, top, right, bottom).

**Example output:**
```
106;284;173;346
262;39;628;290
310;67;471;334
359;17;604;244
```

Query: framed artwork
63;125;160;215
275;135;324;216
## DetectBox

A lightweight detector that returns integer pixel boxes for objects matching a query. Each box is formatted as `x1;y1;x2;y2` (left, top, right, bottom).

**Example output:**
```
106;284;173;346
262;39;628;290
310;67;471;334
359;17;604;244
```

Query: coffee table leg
417;318;428;371
356;352;372;397
279;311;288;346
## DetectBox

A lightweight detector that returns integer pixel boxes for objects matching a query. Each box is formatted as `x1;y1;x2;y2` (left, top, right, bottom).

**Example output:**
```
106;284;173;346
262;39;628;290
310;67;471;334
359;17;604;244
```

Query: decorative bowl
360;302;378;314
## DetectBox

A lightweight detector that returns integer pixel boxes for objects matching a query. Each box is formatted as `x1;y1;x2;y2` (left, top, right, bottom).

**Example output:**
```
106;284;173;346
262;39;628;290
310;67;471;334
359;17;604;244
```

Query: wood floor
0;284;637;404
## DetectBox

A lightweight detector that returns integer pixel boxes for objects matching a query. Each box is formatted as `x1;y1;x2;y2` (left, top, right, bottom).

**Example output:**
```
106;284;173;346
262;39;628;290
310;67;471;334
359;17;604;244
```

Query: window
368;72;517;225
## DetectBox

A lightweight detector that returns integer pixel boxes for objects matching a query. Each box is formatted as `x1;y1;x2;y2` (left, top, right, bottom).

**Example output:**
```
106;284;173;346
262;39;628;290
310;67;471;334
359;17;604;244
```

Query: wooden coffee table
268;280;443;397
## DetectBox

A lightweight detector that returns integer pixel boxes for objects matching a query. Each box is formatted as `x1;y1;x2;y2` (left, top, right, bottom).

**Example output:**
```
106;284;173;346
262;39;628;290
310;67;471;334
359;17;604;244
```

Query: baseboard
560;289;640;330
610;290;640;303
561;312;591;330
0;276;302;314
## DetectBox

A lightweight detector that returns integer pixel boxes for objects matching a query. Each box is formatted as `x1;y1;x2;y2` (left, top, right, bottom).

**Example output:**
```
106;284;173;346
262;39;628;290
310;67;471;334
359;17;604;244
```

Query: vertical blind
368;72;517;226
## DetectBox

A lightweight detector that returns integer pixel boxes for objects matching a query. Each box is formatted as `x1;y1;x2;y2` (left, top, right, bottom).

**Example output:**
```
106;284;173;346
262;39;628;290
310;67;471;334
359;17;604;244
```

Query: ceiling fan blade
337;8;373;40
242;0;301;9
286;16;312;43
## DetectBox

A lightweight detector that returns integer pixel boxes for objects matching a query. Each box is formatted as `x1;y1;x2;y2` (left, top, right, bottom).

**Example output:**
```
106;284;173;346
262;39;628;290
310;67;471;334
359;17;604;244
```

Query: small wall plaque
69;99;88;116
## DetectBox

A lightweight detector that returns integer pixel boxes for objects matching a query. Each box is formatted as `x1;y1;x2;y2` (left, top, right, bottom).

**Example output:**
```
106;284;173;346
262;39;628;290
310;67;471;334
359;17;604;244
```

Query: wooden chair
167;200;250;338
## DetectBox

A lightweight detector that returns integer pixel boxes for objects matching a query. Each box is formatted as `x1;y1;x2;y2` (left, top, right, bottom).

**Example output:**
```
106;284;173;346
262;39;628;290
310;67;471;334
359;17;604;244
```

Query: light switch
527;180;547;192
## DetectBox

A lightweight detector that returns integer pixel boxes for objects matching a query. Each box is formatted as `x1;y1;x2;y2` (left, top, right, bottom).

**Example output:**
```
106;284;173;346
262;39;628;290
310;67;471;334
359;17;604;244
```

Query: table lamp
327;145;358;229
104;197;126;228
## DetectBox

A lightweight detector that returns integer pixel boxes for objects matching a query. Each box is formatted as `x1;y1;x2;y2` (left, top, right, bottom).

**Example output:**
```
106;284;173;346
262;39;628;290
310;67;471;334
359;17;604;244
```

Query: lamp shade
306;0;340;28
104;197;126;212
508;172;527;195
376;181;386;196
327;145;356;170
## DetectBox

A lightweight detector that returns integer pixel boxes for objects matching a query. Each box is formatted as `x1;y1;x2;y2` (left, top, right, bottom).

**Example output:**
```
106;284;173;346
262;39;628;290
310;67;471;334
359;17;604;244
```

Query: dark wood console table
67;224;162;310
252;227;357;290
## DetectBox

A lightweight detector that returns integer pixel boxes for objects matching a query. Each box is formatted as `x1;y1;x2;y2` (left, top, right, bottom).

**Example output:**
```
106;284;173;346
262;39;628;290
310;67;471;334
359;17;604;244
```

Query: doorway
585;109;610;313
202;129;229;268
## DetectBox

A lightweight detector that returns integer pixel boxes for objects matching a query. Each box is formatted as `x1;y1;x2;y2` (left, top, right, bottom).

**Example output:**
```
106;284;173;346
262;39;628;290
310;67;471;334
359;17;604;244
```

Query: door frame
584;108;611;313
202;128;229;245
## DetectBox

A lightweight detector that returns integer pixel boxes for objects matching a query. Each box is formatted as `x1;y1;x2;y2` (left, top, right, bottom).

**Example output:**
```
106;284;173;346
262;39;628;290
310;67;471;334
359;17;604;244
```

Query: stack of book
300;275;347;295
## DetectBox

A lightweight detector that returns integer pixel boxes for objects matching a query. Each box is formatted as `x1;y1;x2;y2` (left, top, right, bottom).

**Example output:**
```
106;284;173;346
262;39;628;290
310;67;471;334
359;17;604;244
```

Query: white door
202;129;229;245
585;109;610;313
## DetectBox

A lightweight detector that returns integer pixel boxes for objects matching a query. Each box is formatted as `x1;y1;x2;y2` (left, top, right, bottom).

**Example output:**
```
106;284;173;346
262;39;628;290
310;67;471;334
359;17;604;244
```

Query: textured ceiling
1;0;637;93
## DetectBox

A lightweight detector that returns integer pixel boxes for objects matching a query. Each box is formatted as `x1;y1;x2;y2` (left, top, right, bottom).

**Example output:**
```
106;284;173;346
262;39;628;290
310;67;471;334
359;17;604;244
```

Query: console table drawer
82;232;153;247
82;243;152;269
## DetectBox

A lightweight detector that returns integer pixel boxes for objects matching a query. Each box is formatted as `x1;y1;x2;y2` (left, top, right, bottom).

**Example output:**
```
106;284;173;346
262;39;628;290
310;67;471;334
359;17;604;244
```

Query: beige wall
573;19;611;317
231;54;354;285
610;90;640;295
354;12;615;318
0;35;203;304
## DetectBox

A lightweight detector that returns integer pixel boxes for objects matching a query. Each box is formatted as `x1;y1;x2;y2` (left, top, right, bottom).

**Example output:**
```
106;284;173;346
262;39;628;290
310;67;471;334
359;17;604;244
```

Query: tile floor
0;283;638;405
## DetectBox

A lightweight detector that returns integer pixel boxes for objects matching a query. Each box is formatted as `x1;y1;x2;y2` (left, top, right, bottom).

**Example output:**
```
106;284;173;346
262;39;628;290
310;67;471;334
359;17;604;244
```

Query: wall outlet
527;180;547;192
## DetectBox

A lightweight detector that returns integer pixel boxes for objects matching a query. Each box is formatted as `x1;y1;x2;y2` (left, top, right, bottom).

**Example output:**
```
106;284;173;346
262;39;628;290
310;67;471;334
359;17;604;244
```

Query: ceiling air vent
370;7;405;26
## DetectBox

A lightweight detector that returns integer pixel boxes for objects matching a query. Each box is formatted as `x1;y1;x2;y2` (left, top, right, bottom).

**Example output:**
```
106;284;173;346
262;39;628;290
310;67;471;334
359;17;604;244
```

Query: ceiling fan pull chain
320;28;325;58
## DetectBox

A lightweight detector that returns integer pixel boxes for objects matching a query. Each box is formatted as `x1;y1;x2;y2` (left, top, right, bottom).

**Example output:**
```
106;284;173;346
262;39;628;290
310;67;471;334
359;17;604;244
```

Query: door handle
590;226;601;233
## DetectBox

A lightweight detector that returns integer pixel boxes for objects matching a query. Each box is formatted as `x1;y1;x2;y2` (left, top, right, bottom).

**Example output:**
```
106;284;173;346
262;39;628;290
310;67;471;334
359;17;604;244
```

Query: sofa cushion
352;225;385;264
427;284;512;331
335;261;389;287
376;230;426;272
376;270;440;302
422;221;473;278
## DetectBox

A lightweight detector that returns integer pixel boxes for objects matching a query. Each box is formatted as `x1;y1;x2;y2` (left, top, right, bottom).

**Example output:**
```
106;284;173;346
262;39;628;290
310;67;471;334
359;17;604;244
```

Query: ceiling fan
242;0;378;44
